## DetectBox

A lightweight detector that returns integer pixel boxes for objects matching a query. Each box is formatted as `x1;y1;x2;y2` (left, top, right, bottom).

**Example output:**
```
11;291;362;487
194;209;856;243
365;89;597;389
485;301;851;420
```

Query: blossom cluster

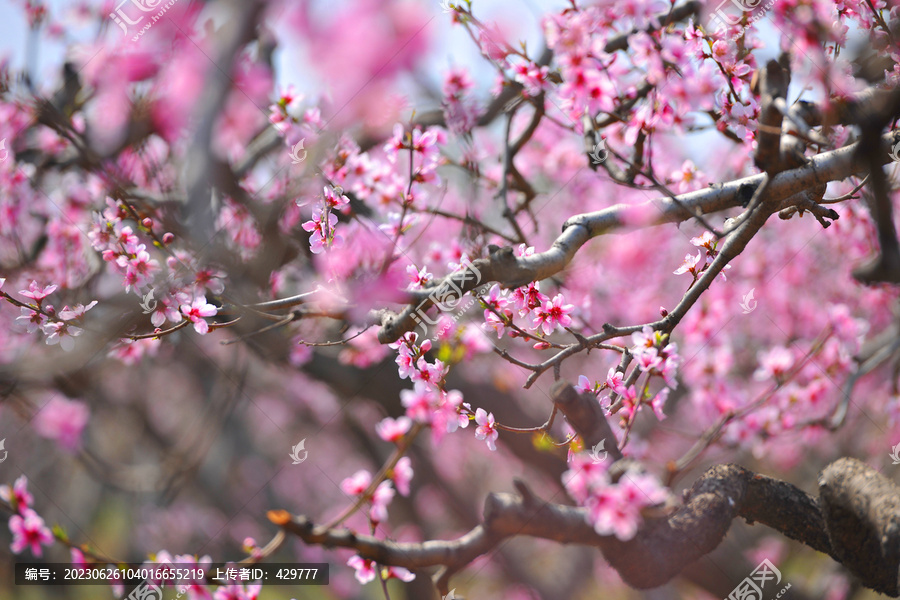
3;278;97;351
2;476;53;558
563;456;670;541
86;197;222;342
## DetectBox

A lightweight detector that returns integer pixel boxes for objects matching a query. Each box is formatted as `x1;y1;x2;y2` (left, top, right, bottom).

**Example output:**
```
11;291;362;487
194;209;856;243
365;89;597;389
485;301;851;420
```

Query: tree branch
377;130;899;344
271;457;900;597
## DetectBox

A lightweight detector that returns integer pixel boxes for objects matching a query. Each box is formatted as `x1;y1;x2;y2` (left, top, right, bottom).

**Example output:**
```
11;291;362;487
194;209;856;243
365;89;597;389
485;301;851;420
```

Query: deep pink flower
411;358;445;390
9;509;53;557
301;208;342;254
532;294;575;335
383;565;415;582
0;476;34;511
512;281;547;315
347;556;376;584
606;368;626;394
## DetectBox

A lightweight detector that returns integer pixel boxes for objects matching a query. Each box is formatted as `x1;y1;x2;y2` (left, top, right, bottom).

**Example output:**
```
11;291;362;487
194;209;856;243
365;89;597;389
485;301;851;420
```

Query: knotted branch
270;384;900;596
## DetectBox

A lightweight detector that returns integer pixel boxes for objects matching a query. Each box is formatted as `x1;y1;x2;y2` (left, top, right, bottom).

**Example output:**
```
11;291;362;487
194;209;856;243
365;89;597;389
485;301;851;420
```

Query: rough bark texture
272;384;900;597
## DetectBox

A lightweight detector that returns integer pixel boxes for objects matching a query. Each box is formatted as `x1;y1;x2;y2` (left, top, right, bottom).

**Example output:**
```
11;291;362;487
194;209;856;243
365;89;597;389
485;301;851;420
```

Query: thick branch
378;131;899;344
550;382;624;461
273;458;900;596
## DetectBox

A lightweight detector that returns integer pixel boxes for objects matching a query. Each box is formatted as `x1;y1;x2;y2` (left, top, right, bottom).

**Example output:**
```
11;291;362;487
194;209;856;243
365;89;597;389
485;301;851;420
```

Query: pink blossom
443;67;474;98
376;416;412;443
673;250;703;277
0;476;34;511
391;457;413;496
651;388;669;420
180;297;218;335
58;301;97;321
619;386;639;420
690;231;717;251
562;455;610;504
435;389;468;438
41;320;83;351
323;186;350;210
411;357;446;390
754;346;794;381
33;397;89;450
369;480;394;523
213;583;261;600
17;307;47;333
302;208;342;254
532;294;575;335
671;160;705;192
585;487;641;541
660;351;680;389
482;284;509;319
606;368;626;394
340;470;372;496
393;336;421;380
474;408;499;451
512;281;547;315
636;346;662;372
347;555;377;584
406;264;432;288
483;308;513;339
401;383;437;423
619;472;670;509
116;245;159;293
383;565;416;582
19;281;57;304
9;509;54;557
631;325;658;351
575;375;595;395
512;61;551;96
